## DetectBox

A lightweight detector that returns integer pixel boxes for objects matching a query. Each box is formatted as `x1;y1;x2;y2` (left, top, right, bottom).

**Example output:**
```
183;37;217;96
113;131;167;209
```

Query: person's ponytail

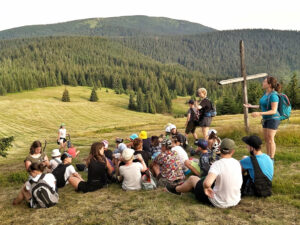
275;82;281;93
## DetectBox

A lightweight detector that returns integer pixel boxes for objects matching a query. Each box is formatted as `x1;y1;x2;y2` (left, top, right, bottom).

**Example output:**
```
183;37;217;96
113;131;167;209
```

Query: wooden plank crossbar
218;73;268;85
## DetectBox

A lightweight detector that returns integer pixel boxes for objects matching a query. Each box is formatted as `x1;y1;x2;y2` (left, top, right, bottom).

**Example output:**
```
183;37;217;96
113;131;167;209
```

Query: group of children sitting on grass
13;123;274;209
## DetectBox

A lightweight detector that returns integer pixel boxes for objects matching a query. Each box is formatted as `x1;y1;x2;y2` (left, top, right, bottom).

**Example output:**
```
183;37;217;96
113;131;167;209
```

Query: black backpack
52;164;71;188
250;155;272;197
30;174;59;208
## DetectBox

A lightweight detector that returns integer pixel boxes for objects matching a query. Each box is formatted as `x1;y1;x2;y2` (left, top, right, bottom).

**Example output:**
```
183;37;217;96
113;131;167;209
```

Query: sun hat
242;135;262;150
196;139;208;149
220;138;236;154
61;152;72;161
139;131;147;139
102;140;109;149
122;148;135;161
130;133;138;140
207;129;217;136
51;149;61;157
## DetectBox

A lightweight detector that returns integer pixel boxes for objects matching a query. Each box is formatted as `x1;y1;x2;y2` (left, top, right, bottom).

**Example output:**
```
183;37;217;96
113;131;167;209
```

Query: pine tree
287;72;299;109
128;94;136;110
0;136;14;158
97;80;102;90
89;87;99;102
136;88;144;112
62;88;70;102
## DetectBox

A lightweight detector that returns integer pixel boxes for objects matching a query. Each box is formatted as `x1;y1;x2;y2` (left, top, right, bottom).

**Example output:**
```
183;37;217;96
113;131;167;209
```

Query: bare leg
151;163;160;177
202;127;209;140
192;131;198;140
263;128;269;155
175;176;200;193
13;185;31;205
68;175;83;190
266;128;277;159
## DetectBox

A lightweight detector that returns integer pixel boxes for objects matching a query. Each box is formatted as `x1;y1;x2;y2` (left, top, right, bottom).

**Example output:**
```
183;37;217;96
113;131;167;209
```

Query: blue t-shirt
240;153;274;181
199;151;212;177
259;91;280;120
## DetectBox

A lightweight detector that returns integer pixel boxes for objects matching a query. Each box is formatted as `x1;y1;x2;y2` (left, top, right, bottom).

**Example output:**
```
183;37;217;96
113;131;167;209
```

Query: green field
0;86;299;225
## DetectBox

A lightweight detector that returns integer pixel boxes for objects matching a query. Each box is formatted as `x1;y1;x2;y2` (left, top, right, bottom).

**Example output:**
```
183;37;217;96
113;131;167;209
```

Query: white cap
51;149;61;157
208;129;217;136
170;124;176;131
102;140;109;149
122;148;135;161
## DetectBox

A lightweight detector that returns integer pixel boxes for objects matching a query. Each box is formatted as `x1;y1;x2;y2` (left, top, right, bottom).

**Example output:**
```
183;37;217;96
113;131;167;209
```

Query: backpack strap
250;155;268;181
29;173;46;185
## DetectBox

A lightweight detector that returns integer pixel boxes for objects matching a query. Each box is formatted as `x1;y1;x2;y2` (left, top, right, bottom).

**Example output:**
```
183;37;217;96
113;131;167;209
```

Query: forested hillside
0;16;215;40
117;29;300;78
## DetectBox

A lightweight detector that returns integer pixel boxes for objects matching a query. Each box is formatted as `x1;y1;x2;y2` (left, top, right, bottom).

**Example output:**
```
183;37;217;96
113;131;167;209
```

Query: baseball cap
188;99;195;104
139;131;147;139
161;138;172;149
208;129;217;136
115;138;123;143
196;139;208;149
220;138;236;154
118;143;127;152
102;140;109;149
130;133;138;140
61;123;65;127
242;135;262;150
122;148;135;161
61;152;72;161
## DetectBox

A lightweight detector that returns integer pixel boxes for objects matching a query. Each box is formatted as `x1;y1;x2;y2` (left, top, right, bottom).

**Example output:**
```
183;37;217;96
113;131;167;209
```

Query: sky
0;0;299;31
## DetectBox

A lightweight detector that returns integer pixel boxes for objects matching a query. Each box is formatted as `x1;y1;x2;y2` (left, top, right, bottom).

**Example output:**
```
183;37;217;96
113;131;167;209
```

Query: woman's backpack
30;174;59;208
267;92;291;121
52;164;71;188
204;99;217;117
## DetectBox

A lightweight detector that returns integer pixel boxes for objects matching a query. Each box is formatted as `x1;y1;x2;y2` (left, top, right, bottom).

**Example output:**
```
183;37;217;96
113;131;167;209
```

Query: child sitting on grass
118;148;147;191
49;149;61;171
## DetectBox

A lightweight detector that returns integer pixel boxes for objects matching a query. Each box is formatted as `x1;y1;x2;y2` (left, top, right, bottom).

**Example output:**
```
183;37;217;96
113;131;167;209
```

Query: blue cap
196;139;208;149
61;152;72;161
130;133;138;140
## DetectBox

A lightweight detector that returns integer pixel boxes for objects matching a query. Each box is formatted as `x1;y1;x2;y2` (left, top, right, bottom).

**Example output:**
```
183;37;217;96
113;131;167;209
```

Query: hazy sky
0;0;299;31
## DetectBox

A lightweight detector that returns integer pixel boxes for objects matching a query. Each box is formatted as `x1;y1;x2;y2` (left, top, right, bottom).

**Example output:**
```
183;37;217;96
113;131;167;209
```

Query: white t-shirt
119;162;143;191
172;146;189;172
59;128;66;139
64;165;76;184
26;173;56;192
208;158;242;208
50;158;62;171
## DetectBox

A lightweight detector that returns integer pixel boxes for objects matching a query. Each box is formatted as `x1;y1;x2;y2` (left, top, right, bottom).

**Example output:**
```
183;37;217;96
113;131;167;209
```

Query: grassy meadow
0;86;299;225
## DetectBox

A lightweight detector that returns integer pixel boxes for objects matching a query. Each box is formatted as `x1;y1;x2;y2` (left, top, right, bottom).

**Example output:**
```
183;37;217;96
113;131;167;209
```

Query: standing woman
57;123;67;151
244;76;281;160
24;141;50;171
196;88;213;140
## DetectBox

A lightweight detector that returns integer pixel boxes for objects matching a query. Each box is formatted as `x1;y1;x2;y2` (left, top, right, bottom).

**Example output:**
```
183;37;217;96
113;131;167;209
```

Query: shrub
62;88;70;102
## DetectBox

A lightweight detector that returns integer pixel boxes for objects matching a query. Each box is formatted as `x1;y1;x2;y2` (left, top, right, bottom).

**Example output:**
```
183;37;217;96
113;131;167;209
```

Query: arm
57;131;60;140
252;102;278;118
243;103;259;109
186;113;191;126
203;172;217;198
106;158;114;176
137;154;147;172
184;160;200;176
25;160;31;171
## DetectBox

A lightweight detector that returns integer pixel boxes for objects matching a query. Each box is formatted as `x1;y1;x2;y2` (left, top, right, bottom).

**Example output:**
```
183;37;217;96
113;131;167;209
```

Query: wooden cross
218;40;268;133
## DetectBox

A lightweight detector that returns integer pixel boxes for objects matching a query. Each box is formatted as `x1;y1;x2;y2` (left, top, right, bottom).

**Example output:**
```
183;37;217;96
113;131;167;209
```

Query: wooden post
240;40;249;133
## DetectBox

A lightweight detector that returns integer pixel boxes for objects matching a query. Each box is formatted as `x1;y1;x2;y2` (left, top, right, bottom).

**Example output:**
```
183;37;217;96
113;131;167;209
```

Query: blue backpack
268;92;291;121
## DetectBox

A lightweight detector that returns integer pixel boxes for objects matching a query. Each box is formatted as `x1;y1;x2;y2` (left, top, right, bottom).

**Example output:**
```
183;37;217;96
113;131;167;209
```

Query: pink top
67;147;77;158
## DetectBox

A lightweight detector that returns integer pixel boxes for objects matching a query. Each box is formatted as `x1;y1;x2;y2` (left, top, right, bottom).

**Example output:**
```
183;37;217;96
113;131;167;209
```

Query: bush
62;88;70;102
0;136;14;157
89;87;98;102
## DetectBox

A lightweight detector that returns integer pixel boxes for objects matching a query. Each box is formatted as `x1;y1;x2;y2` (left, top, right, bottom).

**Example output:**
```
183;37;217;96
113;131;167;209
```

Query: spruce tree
89;87;99;102
136;88;144;112
287;72;299;109
0;136;14;158
62;88;70;102
128;94;136;110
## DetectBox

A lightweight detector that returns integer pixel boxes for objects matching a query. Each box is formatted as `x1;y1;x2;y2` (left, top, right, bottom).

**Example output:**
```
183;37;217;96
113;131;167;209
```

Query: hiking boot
166;183;181;195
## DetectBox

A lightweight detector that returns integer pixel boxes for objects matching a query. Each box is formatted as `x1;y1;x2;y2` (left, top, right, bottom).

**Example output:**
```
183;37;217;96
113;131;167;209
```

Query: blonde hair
197;88;207;97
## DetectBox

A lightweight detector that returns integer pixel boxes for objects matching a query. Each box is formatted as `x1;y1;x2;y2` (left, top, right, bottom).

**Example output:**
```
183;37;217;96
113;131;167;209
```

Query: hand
251;112;261;118
243;103;251;108
204;187;214;198
136;154;143;162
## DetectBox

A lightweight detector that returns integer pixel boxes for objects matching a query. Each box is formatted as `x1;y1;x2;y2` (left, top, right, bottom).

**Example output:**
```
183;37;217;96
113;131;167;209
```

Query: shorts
262;119;280;130
58;138;67;144
77;181;104;193
198;117;212;127
193;178;212;205
185;121;197;134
